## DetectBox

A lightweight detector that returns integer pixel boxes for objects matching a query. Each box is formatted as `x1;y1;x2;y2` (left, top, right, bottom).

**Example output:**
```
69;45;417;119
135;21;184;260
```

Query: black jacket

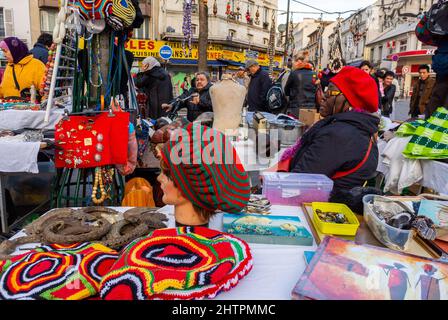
135;66;173;119
179;83;213;122
284;68;317;109
289;111;379;201
247;68;271;112
381;84;396;117
30;43;49;64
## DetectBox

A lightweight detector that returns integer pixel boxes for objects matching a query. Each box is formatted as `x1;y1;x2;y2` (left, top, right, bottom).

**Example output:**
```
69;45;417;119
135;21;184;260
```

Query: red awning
387;49;436;61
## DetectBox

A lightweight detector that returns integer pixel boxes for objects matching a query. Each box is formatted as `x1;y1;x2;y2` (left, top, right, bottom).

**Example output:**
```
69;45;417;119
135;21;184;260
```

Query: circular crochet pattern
100;227;253;300
0;243;118;300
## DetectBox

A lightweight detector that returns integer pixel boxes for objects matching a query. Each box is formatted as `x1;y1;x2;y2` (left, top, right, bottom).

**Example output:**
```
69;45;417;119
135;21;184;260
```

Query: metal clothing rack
44;19;78;122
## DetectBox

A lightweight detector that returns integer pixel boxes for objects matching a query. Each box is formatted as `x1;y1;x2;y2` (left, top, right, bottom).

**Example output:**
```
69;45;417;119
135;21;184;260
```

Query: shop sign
402;65;410;74
125;39;224;60
222;49;283;67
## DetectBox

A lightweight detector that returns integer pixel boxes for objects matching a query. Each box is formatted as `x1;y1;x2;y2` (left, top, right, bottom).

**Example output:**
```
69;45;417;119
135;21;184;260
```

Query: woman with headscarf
0;37;45;100
279;66;380;202
135;56;173;119
157;123;250;227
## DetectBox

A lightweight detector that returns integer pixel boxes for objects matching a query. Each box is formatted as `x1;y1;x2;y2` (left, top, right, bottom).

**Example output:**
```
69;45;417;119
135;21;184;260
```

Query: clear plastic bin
261;172;334;206
363;194;415;251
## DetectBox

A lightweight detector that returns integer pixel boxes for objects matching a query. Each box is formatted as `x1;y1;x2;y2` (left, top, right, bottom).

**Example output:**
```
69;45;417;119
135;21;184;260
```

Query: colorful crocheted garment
69;0;113;20
0;243;118;300
99;227;253;300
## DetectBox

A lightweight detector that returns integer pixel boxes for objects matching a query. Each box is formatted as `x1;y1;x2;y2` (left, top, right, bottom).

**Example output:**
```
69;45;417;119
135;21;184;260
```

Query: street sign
159;45;173;60
402;65;410;75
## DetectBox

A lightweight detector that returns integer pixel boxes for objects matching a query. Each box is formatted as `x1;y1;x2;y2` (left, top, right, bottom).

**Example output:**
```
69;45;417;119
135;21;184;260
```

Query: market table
8;204;316;300
377;139;448;195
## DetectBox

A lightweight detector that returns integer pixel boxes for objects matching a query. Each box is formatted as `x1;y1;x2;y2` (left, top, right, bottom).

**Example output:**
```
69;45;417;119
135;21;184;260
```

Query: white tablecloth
232;139;287;172
0;141;41;174
0;109;63;131
10;204;316;300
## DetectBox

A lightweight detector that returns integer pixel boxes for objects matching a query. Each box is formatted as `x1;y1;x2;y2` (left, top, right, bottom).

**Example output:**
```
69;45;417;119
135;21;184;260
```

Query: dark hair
384;71;395;79
37;33;53;47
359;60;373;70
418;64;430;72
196;71;210;82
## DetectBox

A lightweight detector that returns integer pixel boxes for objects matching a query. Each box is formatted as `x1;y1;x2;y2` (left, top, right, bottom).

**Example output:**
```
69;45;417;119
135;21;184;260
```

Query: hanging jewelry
255;6;260;25
92;167;107;204
246;3;252;24
182;0;193;56
213;0;218;16
268;13;276;77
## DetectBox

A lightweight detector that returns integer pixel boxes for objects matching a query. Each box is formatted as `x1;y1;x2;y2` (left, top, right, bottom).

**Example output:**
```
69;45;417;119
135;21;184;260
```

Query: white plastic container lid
261;172;334;191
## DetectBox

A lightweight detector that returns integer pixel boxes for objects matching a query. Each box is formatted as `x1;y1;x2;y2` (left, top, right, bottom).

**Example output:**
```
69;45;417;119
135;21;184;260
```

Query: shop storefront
387;49;436;97
125;39;283;96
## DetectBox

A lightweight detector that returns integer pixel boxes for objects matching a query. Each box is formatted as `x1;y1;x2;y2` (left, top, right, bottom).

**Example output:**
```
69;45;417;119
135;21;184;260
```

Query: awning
386;49;436;61
347;59;364;67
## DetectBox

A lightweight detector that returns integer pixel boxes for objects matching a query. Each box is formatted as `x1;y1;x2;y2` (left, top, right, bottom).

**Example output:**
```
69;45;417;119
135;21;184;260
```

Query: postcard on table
292;237;448;300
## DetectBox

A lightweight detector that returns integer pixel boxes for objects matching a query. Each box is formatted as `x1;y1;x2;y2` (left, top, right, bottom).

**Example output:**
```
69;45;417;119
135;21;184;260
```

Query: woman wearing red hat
279;66;380;202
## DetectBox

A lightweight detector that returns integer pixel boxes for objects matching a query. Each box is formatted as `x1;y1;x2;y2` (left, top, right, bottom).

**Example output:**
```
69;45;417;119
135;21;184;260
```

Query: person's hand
141;64;149;72
191;95;200;105
162;103;173;112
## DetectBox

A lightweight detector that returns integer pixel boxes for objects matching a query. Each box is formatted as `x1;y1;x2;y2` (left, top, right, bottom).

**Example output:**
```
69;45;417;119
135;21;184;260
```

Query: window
191;24;197;35
399;39;407;52
133;17;150;39
263;7;269;23
0;9;5;38
263;38;269;45
370;47;374;61
228;29;236;40
378;45;383;61
248;34;254;43
40;9;58;33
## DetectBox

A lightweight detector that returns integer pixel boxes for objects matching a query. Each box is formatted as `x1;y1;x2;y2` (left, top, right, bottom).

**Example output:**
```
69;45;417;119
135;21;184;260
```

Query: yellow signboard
125;39;283;68
125;39;223;60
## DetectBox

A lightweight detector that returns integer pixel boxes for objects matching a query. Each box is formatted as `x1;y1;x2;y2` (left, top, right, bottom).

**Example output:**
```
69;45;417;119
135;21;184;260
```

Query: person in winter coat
409;64;436;118
380;71;397;117
163;72;213;122
135;56;173;119
279;66;380;202
246;60;271;112
284;52;318;116
0;37;45;99
30;33;53;64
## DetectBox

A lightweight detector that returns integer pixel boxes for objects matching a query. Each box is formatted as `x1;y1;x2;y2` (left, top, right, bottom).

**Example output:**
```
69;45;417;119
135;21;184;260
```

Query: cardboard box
299;109;321;127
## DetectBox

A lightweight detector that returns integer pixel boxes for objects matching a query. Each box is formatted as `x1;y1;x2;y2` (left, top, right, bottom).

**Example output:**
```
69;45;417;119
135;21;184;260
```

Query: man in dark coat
162;72;213;122
135;56;173;119
284;53;318;116
246;60;271;112
30;33;53;64
282;66;380;202
409;64;436;118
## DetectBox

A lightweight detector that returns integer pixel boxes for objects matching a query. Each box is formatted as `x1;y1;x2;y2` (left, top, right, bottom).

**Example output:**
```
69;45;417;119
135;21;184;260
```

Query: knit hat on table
0;37;30;64
330;66;379;113
0;243;118;300
160;122;250;213
99;227;253;300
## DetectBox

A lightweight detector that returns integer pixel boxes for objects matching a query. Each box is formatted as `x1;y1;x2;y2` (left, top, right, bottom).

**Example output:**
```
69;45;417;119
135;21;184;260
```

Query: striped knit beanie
160;123;250;213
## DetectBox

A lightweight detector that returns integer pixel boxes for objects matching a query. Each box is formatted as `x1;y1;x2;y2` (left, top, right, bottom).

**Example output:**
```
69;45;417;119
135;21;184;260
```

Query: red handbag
55;112;130;168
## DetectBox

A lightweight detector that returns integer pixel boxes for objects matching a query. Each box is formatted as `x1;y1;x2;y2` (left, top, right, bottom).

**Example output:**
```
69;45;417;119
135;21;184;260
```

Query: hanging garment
69;0;113;20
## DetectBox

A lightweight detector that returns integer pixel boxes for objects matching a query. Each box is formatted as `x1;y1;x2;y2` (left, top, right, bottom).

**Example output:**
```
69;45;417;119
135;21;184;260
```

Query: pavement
390;98;411;122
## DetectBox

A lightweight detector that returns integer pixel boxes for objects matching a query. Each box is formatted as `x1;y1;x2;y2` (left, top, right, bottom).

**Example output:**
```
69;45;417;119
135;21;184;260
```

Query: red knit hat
330;66;379;113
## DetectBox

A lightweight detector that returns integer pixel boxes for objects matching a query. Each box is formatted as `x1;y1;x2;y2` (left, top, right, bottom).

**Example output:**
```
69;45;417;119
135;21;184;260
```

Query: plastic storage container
363;194;415;251
312;202;360;236
261;172;334;206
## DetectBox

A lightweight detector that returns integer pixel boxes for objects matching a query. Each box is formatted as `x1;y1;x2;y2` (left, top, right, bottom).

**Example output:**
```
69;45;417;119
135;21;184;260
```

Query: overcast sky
277;0;377;24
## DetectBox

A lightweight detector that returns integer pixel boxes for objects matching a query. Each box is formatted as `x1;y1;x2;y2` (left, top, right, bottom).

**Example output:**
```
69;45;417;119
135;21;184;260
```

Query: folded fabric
99;227;253;300
381;136;422;194
396;107;448;159
0;243;118;300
